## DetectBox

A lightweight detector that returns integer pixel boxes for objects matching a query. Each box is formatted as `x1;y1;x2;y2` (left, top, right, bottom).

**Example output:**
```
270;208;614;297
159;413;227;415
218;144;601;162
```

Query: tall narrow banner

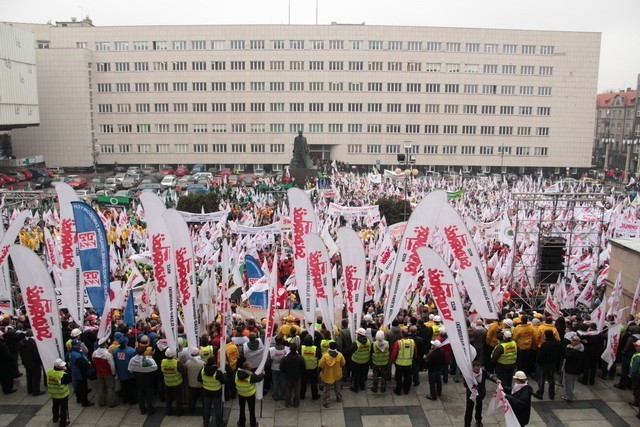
288;187;319;331
437;203;498;319
71;201;110;317
163;209;199;351
631;278;640;316
601;322;621;370
337;227;366;341
43;227;62;288
0;211;30;304
140;192;178;353
244;255;268;309
218;239;230;375
607;272;623;319
384;190;447;326
56;183;85;325
417;247;477;396
486;383;522;427
255;249;279;400
303;233;335;335
10;245;64;372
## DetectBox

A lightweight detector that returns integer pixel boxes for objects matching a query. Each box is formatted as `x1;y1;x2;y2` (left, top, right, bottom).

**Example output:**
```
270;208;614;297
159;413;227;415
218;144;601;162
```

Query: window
407;62;421;72
192;40;206;50
445;84;459;93
289;82;304;91
192;61;206;71
503;44;517;54
98;104;112;113
192;82;207;91
386;144;400;153
173;61;187;71
534;147;548;155
425;125;439;134
463;105;477;114
517;126;531;136
349;82;363;92
444;104;458;114
156;124;170;133
97;62;111;72
446;42;461;52
483;85;497;94
443;145;457;154
231;82;245;91
367;144;381;154
484;64;498;74
521;65;535;75
501;85;515;95
348;144;362;154
117;104;131;113
192;103;207;112
290;40;304;49
270;143;285;152
446;63;460;73
424;145;438;154
520;106;533;115
348;124;362;133
172;40;186;50
309;82;324;92
425;104;440;113
329;82;343;91
368;61;383;71
250;82;265;92
212;124;227;133
516;147;530;156
522;45;536;54
133;41;148;51
271;40;285;49
520;86;534;95
387;103;401;113
500;106;514;115
368;40;383;50
328;124;343;133
155;103;169;112
406;124;420;134
154;61;168;71
480;146;493;155
388;62;402;71
211;61;225;70
466;43;480;53
311;40;324;50
173;82;188;92
481;105;495;114
270;102;285;112
443;125;458;134
388;41;403;50
462;125;476;135
407;83;421;93
288;61;303;70
407;41;423;51
406;104;421;113
461;146;475;155
426;63;441;72
347;61;363;71
484;43;498;53
270;124;285;133
118;124;132;133
174;124;188;133
116;41;130;51
536;127;550;136
329;40;343;49
388;83;402;92
118;144;132;153
138;144;151;153
135;83;149;92
231;103;246;112
310;61;324;70
115;83;129;92
99;124;113;133
95;42;110;51
232;124;246;133
289;103;304;112
465;64;479;73
175;144;188;153
212;144;227;153
464;84;478;94
540;45;555;55
136;103;150;113
386;125;401;134
539;66;553;76
250;40;264;50
152;41;166;50
309;124;323;133
348;103;362;112
231;40;245;49
100;144;114;153
367;125;381;133
537;107;551;116
250;102;265;112
230;61;245;71
502;65;516;74
289;123;303;133
193;124;208;133
481;126;495;135
154;82;168;92
350;40;362;50
134;62;148;71
369;82;383;92
329;103;343;112
425;83;440;93
538;86;552;96
499;126;513;135
250;143;265;151
270;82;284;92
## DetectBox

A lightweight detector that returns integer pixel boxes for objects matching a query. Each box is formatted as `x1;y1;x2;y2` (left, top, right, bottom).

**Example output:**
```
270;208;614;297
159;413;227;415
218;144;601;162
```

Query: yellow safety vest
235;371;256;397
433;324;442;336
320;339;335;354
395;339;415;366
372;342;390;366
200;368;222;391
497;341;518;365
631;352;640;368
301;345;318;369
47;368;69;399
351;339;371;364
200;345;214;361
161;358;183;387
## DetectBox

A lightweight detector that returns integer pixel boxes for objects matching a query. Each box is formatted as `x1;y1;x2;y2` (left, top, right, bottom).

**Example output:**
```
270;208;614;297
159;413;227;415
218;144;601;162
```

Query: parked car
161;175;177;188
138;183;162;194
0;173;16;184
16;169;33;180
28;168;49;178
175;165;189;177
186;183;208;194
113;165;126;173
253;167;265;176
141;166;157;175
159;166;174;176
193;172;214;182
126;166;141;175
68;176;88;189
46;166;65;175
140;176;160;185
121;175;141;189
176;177;191;191
51;176;71;187
191;164;206;174
90;176;107;190
34;176;53;189
114;173;126;183
3;171;26;181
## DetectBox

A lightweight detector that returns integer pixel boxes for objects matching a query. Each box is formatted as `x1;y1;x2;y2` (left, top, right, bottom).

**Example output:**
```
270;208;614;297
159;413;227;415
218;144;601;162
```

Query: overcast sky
4;0;639;92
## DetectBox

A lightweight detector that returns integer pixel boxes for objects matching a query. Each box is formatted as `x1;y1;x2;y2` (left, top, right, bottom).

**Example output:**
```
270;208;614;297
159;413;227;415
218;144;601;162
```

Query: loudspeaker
538;236;565;283
397;154;406;162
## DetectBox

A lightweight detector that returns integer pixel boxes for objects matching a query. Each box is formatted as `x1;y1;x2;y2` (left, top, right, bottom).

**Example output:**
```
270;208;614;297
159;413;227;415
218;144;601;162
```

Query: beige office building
10;19;600;173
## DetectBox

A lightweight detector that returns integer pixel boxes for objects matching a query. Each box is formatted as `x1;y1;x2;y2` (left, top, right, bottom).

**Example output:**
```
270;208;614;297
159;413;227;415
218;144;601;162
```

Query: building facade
10;20;600;173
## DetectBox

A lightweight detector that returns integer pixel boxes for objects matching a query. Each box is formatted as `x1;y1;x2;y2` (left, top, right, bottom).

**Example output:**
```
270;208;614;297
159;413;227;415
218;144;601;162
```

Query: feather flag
338;227;366;341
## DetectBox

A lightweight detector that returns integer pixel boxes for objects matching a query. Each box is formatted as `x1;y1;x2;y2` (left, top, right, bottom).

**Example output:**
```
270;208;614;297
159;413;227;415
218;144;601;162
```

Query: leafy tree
376;197;412;225
176;192;220;214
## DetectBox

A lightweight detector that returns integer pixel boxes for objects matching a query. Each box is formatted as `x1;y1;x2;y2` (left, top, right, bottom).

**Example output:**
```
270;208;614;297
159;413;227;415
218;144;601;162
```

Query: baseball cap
71;328;81;337
503;330;512;339
54;358;66;368
357;328;366;336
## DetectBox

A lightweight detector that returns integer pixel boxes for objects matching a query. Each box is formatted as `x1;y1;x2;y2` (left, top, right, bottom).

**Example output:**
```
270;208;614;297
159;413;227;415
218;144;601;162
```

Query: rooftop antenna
316;0;318;25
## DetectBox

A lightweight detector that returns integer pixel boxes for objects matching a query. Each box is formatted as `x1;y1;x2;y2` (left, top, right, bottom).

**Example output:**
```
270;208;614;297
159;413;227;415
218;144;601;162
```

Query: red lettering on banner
25;286;53;340
83;270;100;287
427;268;454;321
309;251;327;298
77;231;97;250
175;247;192;306
0;245;10;264
403;226;430;275
292;207;313;260
152;233;170;293
379;248;391;265
443;225;473;269
60;219;77;269
344;265;361;313
611;333;620;356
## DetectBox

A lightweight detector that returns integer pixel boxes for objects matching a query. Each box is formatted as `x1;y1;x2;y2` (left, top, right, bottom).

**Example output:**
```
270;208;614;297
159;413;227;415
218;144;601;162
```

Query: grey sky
4;0;639;92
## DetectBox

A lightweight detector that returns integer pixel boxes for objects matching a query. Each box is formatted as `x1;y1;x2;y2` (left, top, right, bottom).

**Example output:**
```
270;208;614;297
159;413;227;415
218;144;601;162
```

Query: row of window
97;123;550;136
95;60;554;75
95;81;553;96
97;102;551;116
99;142;548;157
88;40;555;55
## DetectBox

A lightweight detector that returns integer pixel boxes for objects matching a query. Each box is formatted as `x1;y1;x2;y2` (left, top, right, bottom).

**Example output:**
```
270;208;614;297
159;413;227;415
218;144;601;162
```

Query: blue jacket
68;349;89;381
112;345;135;380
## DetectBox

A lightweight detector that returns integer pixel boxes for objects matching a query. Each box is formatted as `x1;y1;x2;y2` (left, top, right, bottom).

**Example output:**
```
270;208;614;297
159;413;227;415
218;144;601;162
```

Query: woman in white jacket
128;346;158;415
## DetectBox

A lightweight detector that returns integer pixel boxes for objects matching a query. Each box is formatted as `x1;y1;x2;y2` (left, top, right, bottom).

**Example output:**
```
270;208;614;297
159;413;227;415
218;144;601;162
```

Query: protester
464;361;495;427
198;356;227;427
68;339;95;407
371;330;390;393
563;334;584;402
185;346;206;414
350;328;371;392
19;329;45;396
504;371;534;426
235;361;265;427
425;340;445;400
268;336;289;401
319;341;345;407
47;358;72;427
280;342;305;408
161;348;184;416
391;328;414;395
533;329;563;400
128;346;157;416
92;341;118;407
300;333;321;400
491;331;518;388
112;336;136;405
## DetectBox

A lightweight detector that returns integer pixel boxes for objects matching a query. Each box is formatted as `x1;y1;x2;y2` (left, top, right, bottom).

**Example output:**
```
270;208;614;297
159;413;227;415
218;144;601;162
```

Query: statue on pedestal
290;131;314;169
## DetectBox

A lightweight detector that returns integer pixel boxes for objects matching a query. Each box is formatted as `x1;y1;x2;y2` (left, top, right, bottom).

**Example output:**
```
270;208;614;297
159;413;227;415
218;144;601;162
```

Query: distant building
10;20;600;174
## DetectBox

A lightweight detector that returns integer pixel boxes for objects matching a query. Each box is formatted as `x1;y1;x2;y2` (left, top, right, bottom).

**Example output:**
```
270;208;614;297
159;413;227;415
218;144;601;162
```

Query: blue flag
71;202;110;315
244;255;268;309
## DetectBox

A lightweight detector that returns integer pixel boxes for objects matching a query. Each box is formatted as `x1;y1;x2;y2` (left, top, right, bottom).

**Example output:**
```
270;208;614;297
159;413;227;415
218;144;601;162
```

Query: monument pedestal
289;168;317;188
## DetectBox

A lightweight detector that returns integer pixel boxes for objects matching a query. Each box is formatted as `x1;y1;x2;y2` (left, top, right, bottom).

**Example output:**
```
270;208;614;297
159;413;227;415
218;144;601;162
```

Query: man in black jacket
19;329;45;396
504;371;534;426
533;330;563;400
0;330;16;394
580;323;605;385
464;361;496;427
425;340;445;400
279;342;305;408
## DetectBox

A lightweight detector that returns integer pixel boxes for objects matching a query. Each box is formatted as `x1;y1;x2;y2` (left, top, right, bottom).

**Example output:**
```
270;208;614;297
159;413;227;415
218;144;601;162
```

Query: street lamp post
402;141;412;221
90;138;98;175
623;136;640;183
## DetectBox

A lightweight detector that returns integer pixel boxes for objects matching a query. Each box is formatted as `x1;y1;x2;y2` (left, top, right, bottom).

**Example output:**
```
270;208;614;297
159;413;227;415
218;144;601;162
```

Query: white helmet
433;315;442;323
